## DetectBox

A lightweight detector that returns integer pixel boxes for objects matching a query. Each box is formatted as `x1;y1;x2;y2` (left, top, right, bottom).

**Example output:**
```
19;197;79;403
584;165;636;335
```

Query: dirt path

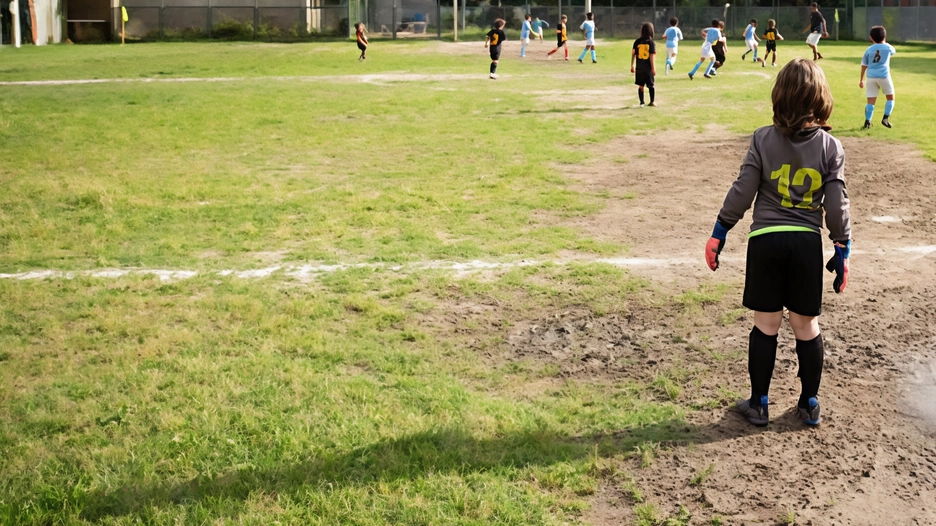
436;129;936;525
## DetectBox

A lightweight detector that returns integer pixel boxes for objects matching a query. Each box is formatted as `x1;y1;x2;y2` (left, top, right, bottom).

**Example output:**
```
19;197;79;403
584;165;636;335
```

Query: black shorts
766;41;777;52
743;231;824;316
714;47;726;63
357;42;367;51
635;71;654;87
557;37;566;47
490;47;501;60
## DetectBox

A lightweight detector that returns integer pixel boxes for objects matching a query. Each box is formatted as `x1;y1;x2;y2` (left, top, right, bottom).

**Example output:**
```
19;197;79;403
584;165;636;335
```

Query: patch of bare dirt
427;130;936;525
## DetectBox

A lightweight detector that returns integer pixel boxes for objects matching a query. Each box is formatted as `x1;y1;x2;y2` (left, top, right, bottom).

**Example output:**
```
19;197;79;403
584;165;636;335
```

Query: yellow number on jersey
771;164;822;209
638;44;650;60
491;34;499;45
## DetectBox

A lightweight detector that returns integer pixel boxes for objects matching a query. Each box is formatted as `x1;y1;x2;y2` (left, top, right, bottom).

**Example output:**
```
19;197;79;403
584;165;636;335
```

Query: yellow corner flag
834;9;839;22
122;6;129;22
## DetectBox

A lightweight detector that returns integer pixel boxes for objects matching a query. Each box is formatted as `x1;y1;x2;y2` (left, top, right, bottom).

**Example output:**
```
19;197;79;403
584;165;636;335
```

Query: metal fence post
436;0;440;39
253;0;258;39
392;0;396;39
609;0;613;37
207;0;212;38
159;0;164;38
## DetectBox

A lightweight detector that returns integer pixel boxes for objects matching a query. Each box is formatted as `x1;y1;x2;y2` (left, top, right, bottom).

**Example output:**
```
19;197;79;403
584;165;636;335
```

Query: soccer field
1;39;935;525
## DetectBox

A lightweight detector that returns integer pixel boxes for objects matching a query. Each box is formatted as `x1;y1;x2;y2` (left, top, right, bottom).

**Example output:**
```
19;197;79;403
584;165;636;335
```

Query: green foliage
688;463;715;487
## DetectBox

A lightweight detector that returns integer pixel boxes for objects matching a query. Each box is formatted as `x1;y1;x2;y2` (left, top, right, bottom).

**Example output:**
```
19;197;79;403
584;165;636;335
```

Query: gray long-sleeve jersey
717;125;851;243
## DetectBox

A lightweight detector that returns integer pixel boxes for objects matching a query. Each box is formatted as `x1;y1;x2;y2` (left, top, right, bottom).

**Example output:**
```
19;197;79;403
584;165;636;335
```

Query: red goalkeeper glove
825;240;850;293
705;221;729;271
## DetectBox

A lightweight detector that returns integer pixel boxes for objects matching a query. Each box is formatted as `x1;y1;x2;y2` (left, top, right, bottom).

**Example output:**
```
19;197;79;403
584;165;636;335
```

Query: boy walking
521;14;533;57
705;58;851;427
860;25;897;129
354;22;368;60
484;19;506;79
547;14;569;60
741;18;763;63
805;2;828;61
688;19;720;80
578;12;597;63
630;22;657;107
762;19;784;67
663;17;683;74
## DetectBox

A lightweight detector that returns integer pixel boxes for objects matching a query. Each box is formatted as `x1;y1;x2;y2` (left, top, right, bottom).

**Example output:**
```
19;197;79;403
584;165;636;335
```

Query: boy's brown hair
640;21;654;39
870;25;886;43
493;18;506;29
561;14;567;20
767;19;776;28
771;58;833;136
669;17;678;26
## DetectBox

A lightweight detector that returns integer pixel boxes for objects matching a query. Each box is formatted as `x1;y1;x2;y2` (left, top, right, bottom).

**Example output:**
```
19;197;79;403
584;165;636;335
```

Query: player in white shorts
688;19;720;79
860;25;897;129
520;14;533;57
804;2;828;60
740;19;763;63
663;17;683;74
577;12;597;63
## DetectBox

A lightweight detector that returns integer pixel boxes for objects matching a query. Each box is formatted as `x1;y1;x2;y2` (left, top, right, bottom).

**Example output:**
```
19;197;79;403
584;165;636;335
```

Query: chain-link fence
852;3;936;42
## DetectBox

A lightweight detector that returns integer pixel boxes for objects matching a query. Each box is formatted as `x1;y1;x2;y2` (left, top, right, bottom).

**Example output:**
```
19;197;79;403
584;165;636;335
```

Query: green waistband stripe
748;226;820;239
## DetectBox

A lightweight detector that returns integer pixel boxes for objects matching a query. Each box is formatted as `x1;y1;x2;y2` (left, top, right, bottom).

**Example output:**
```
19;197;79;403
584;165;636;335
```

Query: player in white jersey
860;25;897;129
577;12;597;63
662;17;683;74
520;14;533;57
740;19;763;64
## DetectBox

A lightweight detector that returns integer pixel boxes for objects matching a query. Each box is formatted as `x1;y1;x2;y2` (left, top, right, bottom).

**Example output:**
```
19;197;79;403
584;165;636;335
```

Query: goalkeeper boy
704;58;851;428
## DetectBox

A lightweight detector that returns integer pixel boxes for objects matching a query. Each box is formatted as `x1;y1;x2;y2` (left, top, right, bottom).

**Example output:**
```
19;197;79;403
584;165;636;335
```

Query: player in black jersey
546;14;569;60
484;19;507;79
630;22;657;107
762;19;784;67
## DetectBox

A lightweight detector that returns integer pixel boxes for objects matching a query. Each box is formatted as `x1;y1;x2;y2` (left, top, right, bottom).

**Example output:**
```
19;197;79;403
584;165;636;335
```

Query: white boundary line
0;74;483;87
1;246;932;281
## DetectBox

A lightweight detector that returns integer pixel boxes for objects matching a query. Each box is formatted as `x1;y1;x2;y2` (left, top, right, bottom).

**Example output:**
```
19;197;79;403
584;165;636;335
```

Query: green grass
1;39;936;524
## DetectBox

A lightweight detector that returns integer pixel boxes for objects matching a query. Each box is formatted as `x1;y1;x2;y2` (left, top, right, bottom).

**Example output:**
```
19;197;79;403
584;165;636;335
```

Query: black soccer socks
490;63;497;74
796;334;824;407
749;326;778;404
648;87;655;104
638;89;645;105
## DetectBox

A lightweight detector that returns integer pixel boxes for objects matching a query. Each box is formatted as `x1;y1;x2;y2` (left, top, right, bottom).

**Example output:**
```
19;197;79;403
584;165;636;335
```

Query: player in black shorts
762;19;784;67
705;59;851;427
630;22;657;107
712;20;727;75
546;14;569;60
484;19;506;79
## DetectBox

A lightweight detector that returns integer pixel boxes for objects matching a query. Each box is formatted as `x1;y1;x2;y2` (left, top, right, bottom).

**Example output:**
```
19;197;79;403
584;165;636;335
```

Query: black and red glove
825;240;851;293
705;221;729;271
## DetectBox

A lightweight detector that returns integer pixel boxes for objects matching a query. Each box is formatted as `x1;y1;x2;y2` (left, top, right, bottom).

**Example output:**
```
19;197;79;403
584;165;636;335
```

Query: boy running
630;22;657;107
354;22;368;60
521;14;533;57
663;17;683;74
578;12;597;63
547;14;569;60
860;25;897;129
532;16;548;41
705;58;851;428
711;20;728;75
741;18;763;64
484;19;506;79
805;2;828;61
762;19;784;67
688;19;720;80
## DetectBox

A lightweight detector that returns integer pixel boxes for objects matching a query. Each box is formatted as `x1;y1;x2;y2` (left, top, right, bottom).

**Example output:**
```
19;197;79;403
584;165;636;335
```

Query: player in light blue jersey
663;17;683;74
688;19;721;80
740;19;763;64
520;14;533;57
577;12;597;63
860;25;897;129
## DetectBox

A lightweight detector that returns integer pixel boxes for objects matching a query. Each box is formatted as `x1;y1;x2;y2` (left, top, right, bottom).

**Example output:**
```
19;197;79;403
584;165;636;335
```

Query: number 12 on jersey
771;164;822;209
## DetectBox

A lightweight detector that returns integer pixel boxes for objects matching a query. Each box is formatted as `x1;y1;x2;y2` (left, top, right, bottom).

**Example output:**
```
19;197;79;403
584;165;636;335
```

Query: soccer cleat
762;59;766;68
772;62;777;67
688;73;694;80
489;73;497;79
863;120;872;130
592;60;597;64
882;115;892;128
817;53;824;60
669;63;674;71
798;397;821;426
704;73;712;79
736;396;769;426
578;58;583;63
640;103;645;108
648;101;657;107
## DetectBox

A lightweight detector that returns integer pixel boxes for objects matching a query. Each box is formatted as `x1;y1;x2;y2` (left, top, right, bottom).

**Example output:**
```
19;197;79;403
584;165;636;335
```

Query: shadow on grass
73;407;813;521
76;419;691;520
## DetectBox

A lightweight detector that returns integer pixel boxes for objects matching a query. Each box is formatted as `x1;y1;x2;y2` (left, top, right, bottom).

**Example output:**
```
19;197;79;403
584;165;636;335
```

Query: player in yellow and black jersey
630;22;657;107
547;14;569;60
484;18;507;79
762;19;784;67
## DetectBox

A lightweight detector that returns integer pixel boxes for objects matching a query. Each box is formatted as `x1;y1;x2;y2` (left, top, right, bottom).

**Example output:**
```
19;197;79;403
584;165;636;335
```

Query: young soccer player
547;14;569;60
711;20;728;76
484;19;506;79
532;16;548;41
860;25;897;129
577;12;597;63
705;58;851;427
762;19;784;67
805;2;828;61
663;17;683;74
354;22;368;60
630;22;657;107
740;18;763;64
520;14;533;57
688;19;720;80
